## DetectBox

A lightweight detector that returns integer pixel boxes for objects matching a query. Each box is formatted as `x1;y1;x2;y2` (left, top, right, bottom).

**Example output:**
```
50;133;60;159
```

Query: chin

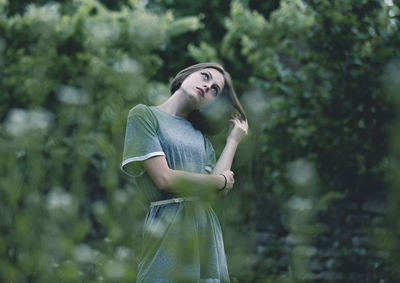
186;91;201;105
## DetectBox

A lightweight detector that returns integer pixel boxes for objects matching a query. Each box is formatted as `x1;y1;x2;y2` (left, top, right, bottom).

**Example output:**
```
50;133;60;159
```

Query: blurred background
1;0;400;282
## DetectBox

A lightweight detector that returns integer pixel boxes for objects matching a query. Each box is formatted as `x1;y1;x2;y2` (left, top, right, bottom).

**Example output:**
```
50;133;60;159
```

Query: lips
196;87;205;96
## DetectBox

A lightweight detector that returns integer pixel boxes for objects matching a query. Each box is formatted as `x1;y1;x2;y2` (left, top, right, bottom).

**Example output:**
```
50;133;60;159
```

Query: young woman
121;62;248;282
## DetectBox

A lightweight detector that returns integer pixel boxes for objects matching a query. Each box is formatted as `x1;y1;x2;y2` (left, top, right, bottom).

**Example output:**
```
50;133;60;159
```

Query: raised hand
227;118;248;145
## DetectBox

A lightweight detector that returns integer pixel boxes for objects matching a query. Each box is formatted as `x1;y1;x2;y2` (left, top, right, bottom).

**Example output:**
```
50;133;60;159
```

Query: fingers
229;119;239;127
230;118;248;127
232;119;249;135
221;170;235;193
229;120;244;131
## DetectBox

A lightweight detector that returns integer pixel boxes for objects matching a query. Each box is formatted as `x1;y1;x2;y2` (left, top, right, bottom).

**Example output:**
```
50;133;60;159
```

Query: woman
121;62;248;282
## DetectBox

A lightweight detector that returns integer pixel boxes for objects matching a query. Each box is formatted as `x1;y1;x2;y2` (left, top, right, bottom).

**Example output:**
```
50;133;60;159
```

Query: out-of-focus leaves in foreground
0;0;203;281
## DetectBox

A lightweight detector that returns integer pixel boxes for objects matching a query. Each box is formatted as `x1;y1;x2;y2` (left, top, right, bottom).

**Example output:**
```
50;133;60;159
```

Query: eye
201;72;209;80
211;86;218;96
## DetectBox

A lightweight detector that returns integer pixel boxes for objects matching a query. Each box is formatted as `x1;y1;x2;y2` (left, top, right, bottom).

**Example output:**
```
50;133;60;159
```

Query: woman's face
179;68;225;110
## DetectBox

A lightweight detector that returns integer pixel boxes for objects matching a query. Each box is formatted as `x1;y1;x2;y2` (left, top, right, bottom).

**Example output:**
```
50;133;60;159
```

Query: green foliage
220;0;399;280
222;0;399;197
371;60;400;281
0;0;203;281
1;0;400;281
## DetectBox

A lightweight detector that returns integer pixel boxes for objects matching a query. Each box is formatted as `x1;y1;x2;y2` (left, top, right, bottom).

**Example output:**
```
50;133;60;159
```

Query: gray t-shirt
121;104;216;202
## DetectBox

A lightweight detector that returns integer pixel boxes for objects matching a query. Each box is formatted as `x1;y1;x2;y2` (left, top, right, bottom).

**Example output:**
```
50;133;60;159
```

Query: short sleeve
121;104;165;177
204;137;216;174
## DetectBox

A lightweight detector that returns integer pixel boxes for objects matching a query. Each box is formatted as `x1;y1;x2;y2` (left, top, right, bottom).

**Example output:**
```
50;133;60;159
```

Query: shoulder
127;104;159;130
128;104;152;118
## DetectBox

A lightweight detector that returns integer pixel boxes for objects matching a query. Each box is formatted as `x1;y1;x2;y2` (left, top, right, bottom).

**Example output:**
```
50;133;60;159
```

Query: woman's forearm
212;118;248;175
166;169;225;195
212;139;238;174
143;155;229;195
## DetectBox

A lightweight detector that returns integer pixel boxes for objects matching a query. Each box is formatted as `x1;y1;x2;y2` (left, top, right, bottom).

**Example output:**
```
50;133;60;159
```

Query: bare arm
143;156;234;195
212;118;249;175
142;118;247;196
212;139;239;175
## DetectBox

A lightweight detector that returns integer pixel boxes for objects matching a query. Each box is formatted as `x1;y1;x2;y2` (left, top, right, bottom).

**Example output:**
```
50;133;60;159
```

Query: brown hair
170;62;246;135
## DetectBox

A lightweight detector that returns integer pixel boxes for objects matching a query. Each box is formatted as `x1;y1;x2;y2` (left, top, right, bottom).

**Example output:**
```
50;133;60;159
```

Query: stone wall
253;195;389;282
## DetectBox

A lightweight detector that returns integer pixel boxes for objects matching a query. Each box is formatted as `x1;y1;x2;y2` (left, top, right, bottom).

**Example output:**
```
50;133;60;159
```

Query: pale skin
143;68;248;195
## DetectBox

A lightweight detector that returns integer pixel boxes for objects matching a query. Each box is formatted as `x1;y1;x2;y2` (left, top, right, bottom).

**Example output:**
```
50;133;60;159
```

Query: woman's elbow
153;168;174;192
156;180;169;191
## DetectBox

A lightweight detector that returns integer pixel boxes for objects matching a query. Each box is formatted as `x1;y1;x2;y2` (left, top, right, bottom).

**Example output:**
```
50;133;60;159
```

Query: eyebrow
206;70;222;91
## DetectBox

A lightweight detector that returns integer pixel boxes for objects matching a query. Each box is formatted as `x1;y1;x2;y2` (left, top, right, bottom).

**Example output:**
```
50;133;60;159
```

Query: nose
203;82;211;92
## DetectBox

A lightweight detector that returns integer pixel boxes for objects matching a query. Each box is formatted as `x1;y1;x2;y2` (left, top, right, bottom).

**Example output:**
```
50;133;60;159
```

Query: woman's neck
157;91;194;119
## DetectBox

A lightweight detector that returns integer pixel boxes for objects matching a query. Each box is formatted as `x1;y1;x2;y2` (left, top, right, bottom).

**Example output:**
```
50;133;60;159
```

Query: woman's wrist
226;137;239;148
218;174;227;192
